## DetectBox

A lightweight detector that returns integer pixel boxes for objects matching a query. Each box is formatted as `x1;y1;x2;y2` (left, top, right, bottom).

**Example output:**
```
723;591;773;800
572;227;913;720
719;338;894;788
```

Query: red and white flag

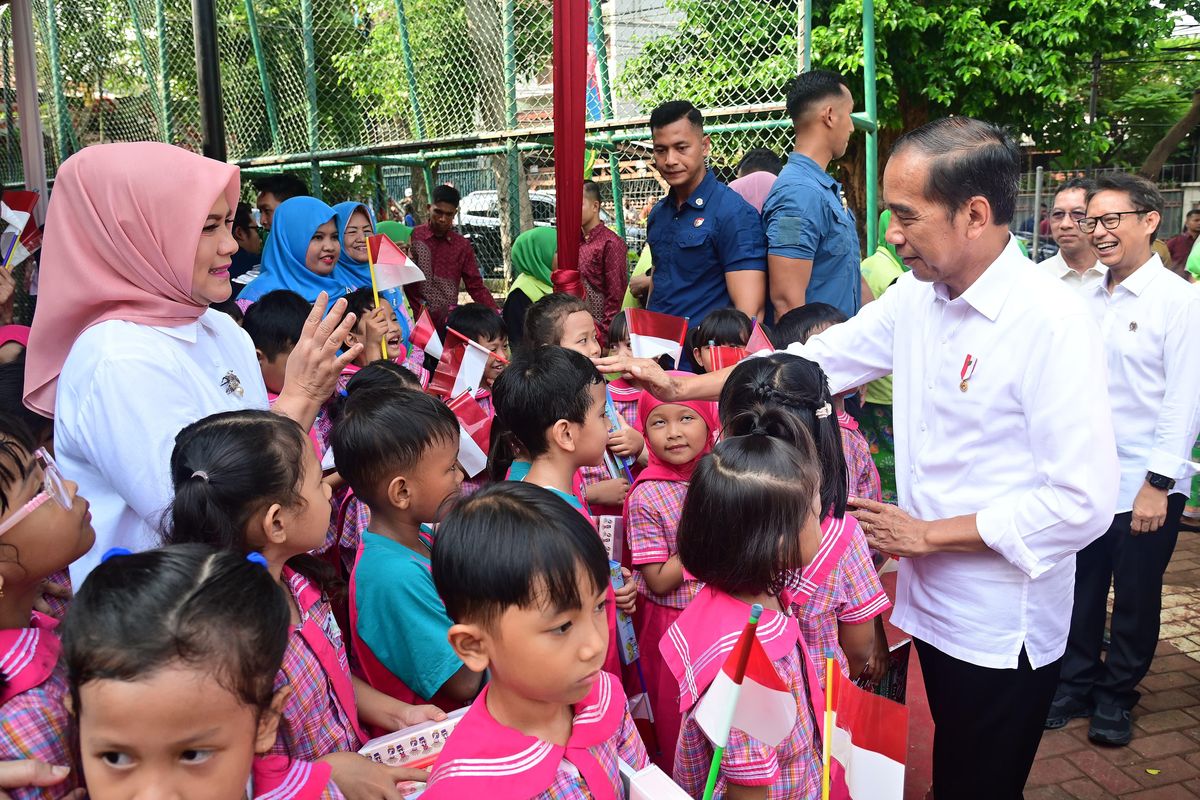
827;659;908;799
626;308;688;368
694;610;797;748
709;344;748;373
446;391;492;478
367;234;425;291
0;191;40;268
746;319;773;355
410;307;443;360
427;329;493;399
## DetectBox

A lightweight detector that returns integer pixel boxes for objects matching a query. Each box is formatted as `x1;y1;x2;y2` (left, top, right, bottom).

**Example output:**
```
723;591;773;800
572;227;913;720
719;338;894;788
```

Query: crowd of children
0;184;895;800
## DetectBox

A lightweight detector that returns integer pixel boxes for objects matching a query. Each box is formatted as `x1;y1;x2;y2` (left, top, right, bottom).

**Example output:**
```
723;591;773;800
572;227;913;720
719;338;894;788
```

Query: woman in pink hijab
24;142;362;581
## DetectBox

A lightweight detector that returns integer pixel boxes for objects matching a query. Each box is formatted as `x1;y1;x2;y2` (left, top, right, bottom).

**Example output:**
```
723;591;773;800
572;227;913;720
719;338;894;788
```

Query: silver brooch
221;370;244;397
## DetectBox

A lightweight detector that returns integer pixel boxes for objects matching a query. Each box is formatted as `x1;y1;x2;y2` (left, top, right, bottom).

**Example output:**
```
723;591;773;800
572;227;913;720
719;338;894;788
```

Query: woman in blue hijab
240;196;348;304
331;200;415;350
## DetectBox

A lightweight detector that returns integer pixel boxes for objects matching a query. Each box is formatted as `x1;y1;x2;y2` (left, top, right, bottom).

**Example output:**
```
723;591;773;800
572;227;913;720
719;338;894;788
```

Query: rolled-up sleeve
716;199;767;274
765;186;823;261
975;312;1118;578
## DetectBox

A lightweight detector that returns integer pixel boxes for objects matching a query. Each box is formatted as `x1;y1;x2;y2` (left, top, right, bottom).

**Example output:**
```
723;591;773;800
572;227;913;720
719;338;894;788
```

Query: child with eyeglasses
0;411;95;799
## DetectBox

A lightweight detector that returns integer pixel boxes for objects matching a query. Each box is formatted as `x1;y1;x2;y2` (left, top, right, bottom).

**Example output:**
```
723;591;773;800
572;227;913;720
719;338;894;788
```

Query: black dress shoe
1088;704;1133;746
1045;694;1090;729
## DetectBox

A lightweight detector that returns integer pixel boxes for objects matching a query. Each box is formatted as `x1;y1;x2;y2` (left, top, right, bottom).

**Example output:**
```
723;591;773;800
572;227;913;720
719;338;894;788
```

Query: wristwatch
1146;471;1176;491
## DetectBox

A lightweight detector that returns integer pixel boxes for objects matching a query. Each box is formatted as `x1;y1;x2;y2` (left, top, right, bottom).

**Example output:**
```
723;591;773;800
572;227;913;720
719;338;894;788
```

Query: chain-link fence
0;0;812;282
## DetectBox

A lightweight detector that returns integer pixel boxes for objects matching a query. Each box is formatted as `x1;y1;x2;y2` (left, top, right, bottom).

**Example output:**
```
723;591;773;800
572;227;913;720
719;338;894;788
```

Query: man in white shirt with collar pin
1039;177;1106;291
1047;173;1200;746
594;117;1119;799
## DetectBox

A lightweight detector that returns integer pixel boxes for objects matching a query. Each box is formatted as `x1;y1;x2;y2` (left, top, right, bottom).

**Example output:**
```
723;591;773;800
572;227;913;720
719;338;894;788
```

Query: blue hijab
240;196;347;303
332;201;376;288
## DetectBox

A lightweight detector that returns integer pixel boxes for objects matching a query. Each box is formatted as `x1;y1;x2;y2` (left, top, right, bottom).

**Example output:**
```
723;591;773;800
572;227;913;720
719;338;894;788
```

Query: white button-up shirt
1084;254;1200;511
785;236;1118;669
1038;251;1106;293
55;309;268;581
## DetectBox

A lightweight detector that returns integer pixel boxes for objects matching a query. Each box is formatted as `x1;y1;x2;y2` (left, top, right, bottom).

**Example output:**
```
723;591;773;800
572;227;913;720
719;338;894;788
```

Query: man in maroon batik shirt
407;184;499;329
577;180;629;347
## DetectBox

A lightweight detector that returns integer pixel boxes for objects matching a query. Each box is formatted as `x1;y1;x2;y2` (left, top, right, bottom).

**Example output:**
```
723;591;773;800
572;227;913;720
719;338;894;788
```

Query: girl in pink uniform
662;434;826;799
622;381;717;772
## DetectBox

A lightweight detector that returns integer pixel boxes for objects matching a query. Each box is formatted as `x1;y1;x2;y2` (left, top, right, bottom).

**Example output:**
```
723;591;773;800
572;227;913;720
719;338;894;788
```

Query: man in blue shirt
763;70;861;319
645;101;767;324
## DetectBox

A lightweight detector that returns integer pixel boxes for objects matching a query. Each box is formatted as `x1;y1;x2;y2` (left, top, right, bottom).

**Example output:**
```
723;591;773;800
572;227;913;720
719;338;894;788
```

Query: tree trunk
1139;89;1200;179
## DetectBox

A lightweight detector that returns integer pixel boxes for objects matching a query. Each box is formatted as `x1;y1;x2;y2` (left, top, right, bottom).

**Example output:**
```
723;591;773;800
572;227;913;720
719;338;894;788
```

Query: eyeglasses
0;449;71;538
1077;210;1148;234
1049;210;1086;223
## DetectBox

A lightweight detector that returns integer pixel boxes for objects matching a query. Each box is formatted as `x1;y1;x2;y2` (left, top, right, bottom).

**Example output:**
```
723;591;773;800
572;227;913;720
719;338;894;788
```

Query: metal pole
155;0;174;142
394;0;426;138
501;0;520;263
244;0;281;150
43;0;73;163
801;0;812;72
589;0;625;240
191;0;226;161
9;0;48;220
300;0;322;196
1032;165;1043;259
1088;53;1100;124
863;0;877;253
127;0;166;141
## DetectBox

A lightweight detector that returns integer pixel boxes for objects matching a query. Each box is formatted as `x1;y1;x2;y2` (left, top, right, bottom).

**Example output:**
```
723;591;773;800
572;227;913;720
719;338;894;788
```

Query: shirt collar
787;151;836;190
1106;253;1165;297
147;307;224;343
937;235;1023;322
0;612;61;704
673;169;718;211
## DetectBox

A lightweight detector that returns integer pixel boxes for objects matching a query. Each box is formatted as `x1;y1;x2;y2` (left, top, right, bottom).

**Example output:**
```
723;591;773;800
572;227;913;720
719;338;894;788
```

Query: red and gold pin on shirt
960;354;977;393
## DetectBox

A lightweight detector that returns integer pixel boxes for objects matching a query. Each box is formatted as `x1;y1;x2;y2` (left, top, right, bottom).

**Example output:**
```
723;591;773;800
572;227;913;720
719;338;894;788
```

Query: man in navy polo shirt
763;70;861;319
645;101;767;324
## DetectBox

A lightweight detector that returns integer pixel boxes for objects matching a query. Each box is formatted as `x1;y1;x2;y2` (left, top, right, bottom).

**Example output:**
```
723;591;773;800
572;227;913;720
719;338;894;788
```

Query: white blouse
54;309;268;581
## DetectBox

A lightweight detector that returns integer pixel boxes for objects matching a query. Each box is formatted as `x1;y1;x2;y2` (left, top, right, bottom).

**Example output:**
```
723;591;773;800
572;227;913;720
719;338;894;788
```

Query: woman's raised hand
275;292;363;429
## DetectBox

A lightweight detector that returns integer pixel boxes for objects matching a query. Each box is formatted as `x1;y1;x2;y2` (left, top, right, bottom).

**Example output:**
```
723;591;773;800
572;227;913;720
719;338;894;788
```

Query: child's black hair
0;356;52;449
678;435;820;596
447;303;506;345
432;481;608;630
607;311;628;348
331;387;459;507
342;287;384;330
772;302;848;348
242;289;311;360
0;410;35;519
524;293;590;349
210;298;245;325
719;353;847;519
491;345;603;460
346;360;422;394
689;308;753;371
61;543;290;718
162;410;338;595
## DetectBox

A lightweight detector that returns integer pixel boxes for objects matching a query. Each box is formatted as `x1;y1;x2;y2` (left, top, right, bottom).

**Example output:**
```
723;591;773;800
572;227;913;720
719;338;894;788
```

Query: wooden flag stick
821;653;835;800
367;242;388;361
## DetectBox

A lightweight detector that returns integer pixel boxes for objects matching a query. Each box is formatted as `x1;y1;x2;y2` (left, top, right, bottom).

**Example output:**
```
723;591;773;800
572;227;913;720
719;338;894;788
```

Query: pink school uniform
271;568;366;760
251;754;343;800
837;410;881;502
422;672;649;800
661;588;824;800
621;387;716;773
578;379;642;516
0;613;77;800
786;515;890;688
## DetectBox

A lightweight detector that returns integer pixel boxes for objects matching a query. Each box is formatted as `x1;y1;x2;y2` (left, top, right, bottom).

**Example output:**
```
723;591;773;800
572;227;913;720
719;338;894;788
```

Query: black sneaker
1045;694;1090;729
1088;704;1133;746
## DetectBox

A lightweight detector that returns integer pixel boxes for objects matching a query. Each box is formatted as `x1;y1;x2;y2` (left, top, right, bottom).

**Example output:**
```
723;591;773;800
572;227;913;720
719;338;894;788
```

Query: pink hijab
728;171;777;214
24;143;240;415
632;376;718;486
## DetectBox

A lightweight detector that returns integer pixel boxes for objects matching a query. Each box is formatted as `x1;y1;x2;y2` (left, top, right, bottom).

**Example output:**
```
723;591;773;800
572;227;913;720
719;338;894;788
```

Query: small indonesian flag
446;391;492;478
694;608;797;748
626;308;688;368
709;344;748;373
410;307;443;360
828;659;908;799
367;234;425;290
427;329;494;399
0;191;41;268
0;191;36;234
746;319;773;355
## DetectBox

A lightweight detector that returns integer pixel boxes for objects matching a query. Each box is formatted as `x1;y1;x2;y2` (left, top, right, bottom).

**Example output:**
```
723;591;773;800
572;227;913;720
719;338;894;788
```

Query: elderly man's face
882;149;974;286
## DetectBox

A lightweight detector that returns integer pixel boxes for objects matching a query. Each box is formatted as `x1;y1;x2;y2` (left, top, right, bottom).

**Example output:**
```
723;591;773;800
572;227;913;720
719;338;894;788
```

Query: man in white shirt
1047;174;1200;746
594;117;1119;799
1039;177;1106;291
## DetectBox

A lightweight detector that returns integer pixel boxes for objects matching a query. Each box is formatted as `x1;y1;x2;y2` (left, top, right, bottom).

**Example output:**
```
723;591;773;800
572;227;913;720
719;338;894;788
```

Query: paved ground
894;527;1200;799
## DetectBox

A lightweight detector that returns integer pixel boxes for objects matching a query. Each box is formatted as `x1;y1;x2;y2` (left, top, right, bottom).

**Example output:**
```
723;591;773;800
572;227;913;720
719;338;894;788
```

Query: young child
774;304;883;503
491;346;636;678
423;482;650;799
688;307;752;374
663;434;825;798
445;303;509;497
60;544;363;799
163;410;444;796
604;313;641;429
622;385;717;773
720;354;889;689
242;289;312;398
0;413;94;800
332;387;482;710
341;288;406;373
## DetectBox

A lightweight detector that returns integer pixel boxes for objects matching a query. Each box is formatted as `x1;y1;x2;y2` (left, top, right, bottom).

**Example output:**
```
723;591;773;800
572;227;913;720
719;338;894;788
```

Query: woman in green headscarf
858;209;906;502
376;220;413;247
503;226;558;346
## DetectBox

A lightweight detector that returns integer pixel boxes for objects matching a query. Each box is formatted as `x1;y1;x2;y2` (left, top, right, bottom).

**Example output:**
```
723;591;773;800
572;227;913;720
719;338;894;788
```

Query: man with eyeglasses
1038;177;1105;292
1046;173;1200;746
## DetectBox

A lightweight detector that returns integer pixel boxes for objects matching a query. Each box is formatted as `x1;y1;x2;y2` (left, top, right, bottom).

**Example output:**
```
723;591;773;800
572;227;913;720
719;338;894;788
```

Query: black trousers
1057;494;1186;710
916;639;1061;800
